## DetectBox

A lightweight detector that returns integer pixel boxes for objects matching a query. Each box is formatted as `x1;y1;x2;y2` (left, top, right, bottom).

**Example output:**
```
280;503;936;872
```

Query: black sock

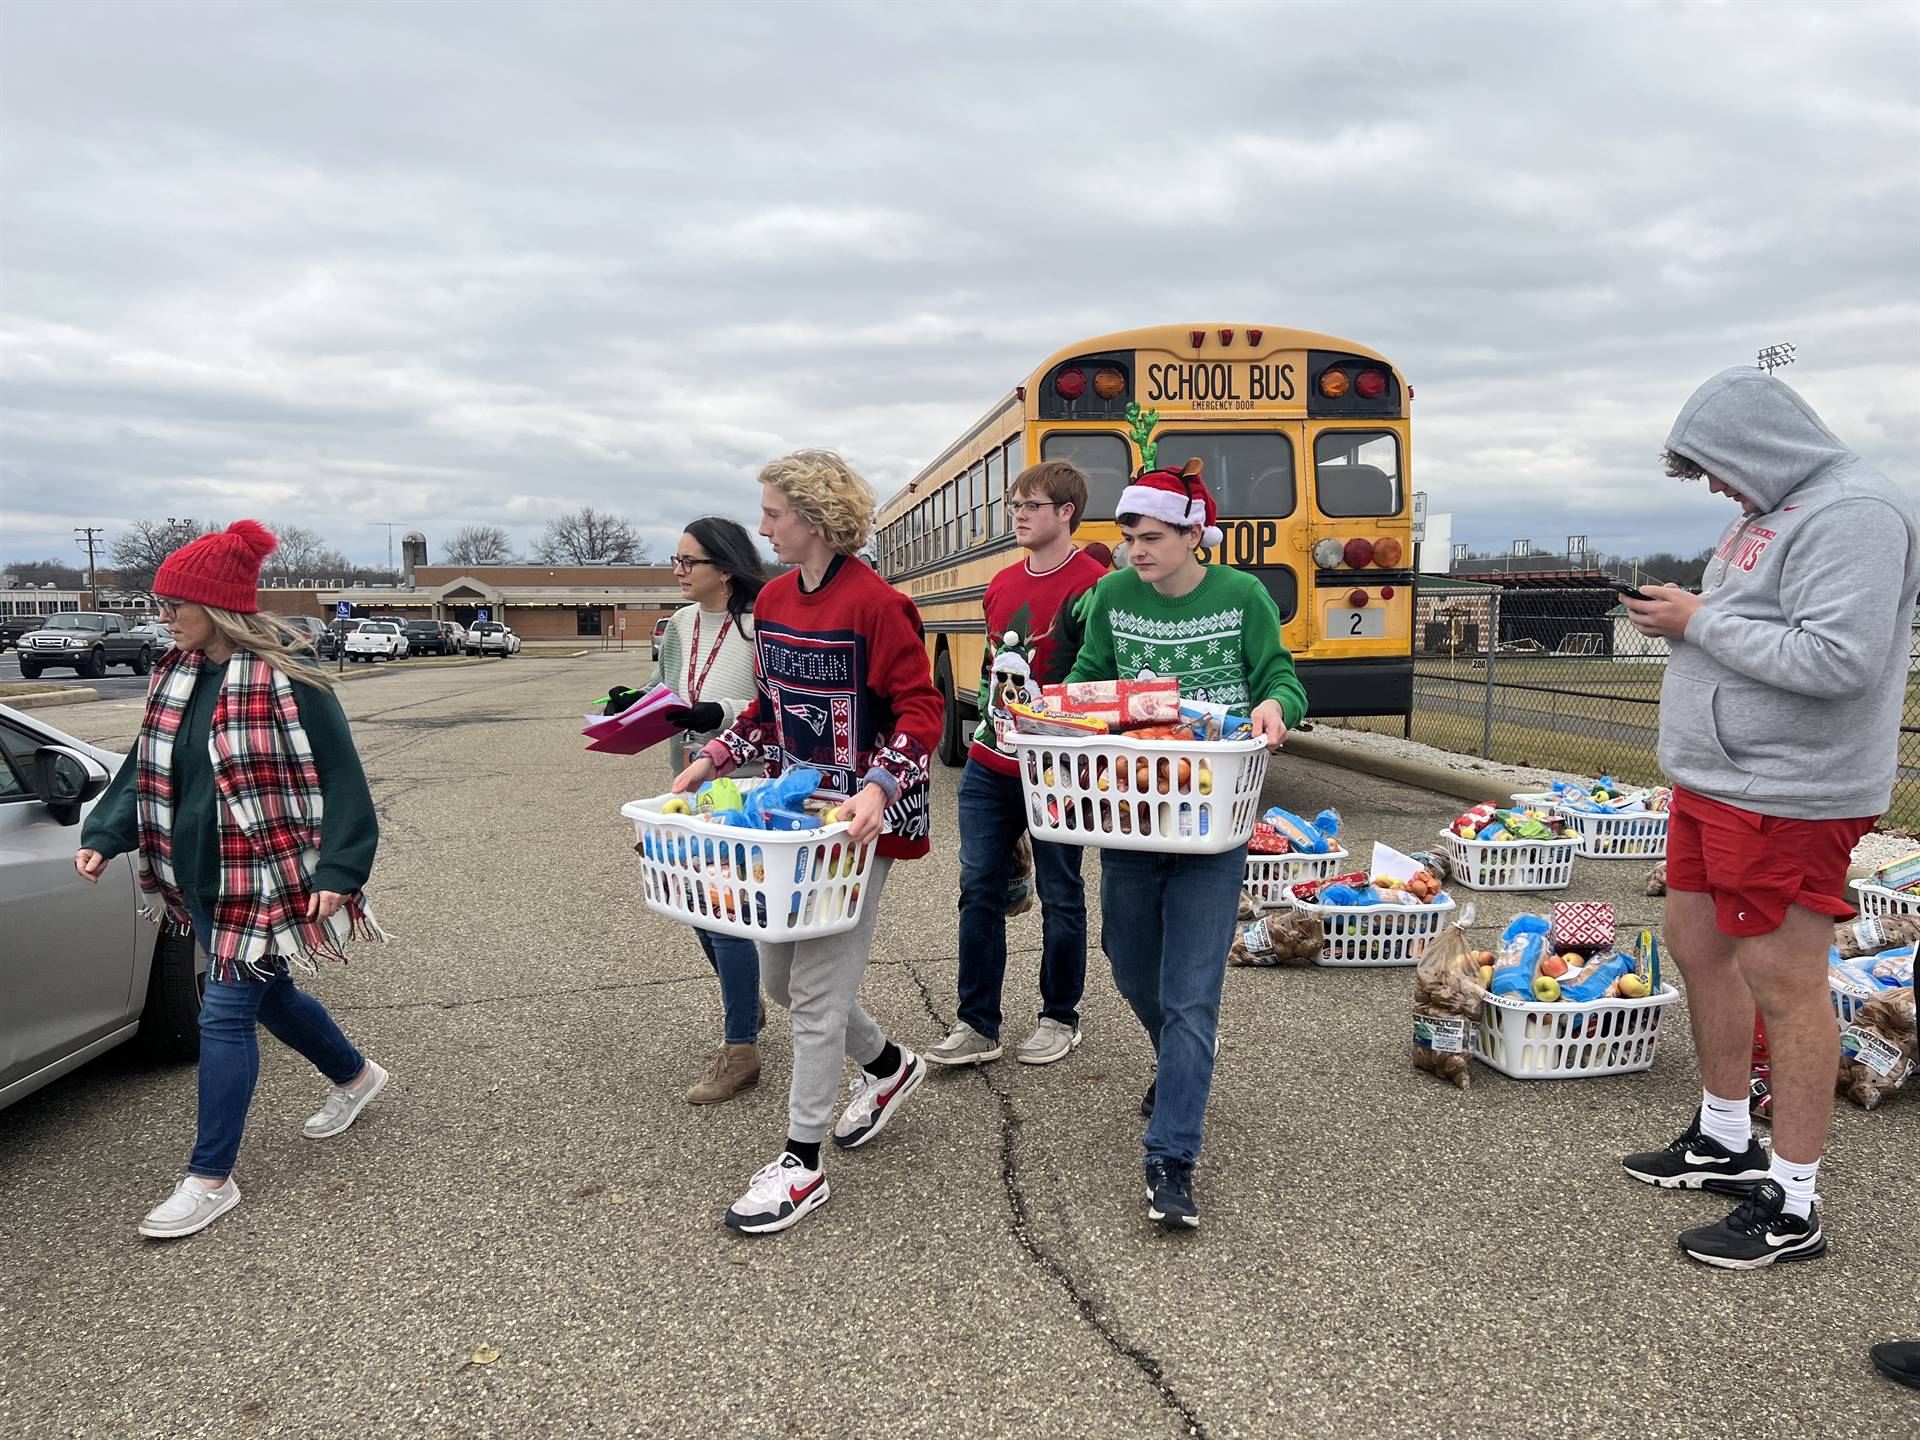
784;1137;821;1170
864;1041;903;1079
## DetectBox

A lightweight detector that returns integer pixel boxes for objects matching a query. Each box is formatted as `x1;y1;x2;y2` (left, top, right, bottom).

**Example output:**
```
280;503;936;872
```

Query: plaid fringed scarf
134;647;384;983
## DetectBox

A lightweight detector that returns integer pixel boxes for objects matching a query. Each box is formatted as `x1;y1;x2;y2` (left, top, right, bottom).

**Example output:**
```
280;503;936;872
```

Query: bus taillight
1093;367;1127;399
1343;537;1375;568
1347;588;1369;608
1318;369;1350;399
1054;368;1087;400
1355;368;1388;399
1312;538;1345;569
1371;536;1404;568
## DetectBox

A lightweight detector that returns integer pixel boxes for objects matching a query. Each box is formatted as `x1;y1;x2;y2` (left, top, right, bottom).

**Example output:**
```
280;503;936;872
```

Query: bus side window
1041;433;1129;518
1314;431;1402;517
969;459;986;546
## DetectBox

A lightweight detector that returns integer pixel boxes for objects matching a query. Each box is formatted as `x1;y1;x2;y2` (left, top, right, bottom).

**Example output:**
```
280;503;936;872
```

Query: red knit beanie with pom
152;520;279;614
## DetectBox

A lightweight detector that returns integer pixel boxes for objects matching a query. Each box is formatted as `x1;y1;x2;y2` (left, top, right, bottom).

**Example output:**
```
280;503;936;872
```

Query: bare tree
3;557;85;588
263;523;352;583
531;507;648;564
442;524;517;567
108;518;217;592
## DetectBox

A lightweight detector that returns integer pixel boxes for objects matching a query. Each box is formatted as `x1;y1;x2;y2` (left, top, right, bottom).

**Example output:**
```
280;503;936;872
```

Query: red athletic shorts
1666;787;1876;937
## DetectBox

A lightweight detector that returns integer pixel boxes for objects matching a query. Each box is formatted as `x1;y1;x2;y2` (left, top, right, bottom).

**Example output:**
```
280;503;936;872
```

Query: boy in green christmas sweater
1065;459;1306;1230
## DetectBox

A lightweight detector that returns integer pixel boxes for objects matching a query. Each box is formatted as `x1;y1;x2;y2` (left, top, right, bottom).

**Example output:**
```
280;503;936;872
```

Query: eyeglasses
154;598;187;618
669;555;718;572
1009;500;1063;517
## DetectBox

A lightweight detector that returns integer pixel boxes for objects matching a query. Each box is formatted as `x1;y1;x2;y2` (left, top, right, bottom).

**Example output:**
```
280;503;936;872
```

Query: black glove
663;701;724;732
603;685;647;717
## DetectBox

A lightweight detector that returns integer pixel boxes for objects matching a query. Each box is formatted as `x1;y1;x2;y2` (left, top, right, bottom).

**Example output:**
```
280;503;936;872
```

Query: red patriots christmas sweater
702;556;943;861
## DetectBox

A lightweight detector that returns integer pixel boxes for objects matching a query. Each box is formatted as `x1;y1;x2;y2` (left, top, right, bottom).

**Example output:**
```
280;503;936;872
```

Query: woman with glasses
654;517;769;1104
73;522;387;1240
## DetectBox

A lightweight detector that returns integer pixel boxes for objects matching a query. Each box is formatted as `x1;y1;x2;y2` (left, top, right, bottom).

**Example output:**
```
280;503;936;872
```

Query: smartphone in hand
1609;582;1651;602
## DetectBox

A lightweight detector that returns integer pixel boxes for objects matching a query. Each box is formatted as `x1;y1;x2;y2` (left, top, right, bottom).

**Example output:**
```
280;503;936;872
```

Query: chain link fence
1340;578;1920;831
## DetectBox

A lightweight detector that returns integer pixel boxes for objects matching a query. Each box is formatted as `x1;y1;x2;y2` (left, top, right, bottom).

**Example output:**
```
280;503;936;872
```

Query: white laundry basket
1440;830;1578;892
1009;734;1267;855
1850;879;1920;919
1473;985;1680;1079
1243;848;1352;909
624;784;877;941
1288;893;1457;967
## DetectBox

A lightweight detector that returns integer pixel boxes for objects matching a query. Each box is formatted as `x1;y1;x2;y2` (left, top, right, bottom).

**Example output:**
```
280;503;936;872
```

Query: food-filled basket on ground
1849;878;1920;919
1244;848;1352;908
1510;792;1667;860
1008;734;1268;855
1830;973;1893;1026
623;783;876;941
1473;984;1680;1079
1286;892;1457;967
1440;829;1579;892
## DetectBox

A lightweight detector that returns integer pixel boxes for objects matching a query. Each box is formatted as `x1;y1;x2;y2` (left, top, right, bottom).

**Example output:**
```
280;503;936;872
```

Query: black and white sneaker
1144;1157;1198;1230
831;1050;925;1150
1678;1180;1825;1269
724;1152;829;1235
1622;1112;1769;1193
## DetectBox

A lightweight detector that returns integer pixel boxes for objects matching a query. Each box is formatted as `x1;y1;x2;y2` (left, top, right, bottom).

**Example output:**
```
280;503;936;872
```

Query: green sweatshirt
82;668;378;905
1064;565;1308;727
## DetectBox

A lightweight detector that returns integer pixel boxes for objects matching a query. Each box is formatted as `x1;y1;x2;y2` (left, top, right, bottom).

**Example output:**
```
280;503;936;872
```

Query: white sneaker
724;1152;829;1234
139;1176;241;1239
1016;1017;1083;1065
831;1050;926;1150
304;1061;388;1139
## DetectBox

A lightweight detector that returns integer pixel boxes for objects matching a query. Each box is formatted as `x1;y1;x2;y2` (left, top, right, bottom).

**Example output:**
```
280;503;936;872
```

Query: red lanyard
685;611;734;704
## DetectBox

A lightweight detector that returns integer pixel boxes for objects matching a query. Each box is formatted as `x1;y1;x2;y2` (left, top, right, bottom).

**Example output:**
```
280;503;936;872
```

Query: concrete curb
329;656;501;682
1281;730;1551;808
3;687;103;710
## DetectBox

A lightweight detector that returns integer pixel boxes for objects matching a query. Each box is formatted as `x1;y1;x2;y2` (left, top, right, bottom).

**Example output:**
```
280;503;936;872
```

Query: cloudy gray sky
4;0;1917;572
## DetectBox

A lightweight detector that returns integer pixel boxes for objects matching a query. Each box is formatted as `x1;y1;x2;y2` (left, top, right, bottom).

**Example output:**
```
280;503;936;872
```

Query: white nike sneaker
724;1152;829;1234
831;1050;926;1149
139;1176;241;1239
304;1061;388;1139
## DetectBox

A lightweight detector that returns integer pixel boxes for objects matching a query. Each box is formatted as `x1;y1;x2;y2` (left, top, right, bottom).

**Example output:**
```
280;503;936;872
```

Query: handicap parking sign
335;601;352;619
476;608;489;622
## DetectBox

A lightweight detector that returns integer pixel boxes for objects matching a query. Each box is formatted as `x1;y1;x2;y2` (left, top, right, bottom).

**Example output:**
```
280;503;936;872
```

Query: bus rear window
1314;431;1402;517
1042;433;1130;518
1151;432;1295;517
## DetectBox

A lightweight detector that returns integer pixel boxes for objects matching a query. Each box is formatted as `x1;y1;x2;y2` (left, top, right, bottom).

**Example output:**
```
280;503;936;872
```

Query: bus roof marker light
1312;538;1345;569
1190;330;1206;349
1371;536;1404;568
1318;369;1350;399
1054;368;1087;400
1355;368;1388;400
1247;328;1262;346
1093;367;1127;399
1343;537;1374;569
1219;328;1234;346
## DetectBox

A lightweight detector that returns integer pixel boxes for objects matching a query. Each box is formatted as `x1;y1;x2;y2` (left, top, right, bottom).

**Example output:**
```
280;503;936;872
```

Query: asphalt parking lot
3;655;1914;1439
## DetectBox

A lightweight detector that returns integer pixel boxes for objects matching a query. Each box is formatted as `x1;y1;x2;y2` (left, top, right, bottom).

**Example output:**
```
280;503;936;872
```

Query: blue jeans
956;758;1087;1042
1098;845;1248;1170
695;928;762;1045
185;905;366;1180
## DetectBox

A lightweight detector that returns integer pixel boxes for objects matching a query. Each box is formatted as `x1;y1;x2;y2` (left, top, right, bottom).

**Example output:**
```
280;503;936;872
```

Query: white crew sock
1768;1152;1820;1219
1698;1087;1752;1152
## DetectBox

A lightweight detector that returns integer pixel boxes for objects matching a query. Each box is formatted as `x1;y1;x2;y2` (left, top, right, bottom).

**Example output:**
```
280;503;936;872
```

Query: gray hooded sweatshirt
1658;368;1920;820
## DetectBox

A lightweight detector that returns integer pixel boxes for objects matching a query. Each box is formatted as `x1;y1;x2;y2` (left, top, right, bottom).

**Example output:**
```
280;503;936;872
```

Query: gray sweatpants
758;857;894;1144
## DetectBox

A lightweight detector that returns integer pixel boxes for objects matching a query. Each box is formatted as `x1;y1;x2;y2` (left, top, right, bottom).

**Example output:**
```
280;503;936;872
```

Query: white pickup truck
344;620;409;662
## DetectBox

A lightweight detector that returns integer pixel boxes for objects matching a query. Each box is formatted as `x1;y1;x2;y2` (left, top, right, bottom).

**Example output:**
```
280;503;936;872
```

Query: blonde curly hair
758;450;875;555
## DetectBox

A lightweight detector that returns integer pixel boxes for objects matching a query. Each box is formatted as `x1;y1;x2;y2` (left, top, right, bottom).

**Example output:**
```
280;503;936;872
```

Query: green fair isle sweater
82;666;378;907
1063;565;1309;727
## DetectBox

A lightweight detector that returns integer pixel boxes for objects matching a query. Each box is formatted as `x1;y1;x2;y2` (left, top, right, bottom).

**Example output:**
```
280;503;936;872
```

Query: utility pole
73;525;104;602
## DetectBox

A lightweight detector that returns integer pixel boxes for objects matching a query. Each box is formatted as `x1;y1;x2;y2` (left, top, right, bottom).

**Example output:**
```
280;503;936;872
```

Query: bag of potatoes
1228;907;1323;967
1412;916;1490;1089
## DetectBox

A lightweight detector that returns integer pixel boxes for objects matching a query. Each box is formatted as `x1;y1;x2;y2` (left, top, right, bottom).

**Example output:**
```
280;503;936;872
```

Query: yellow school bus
874;324;1415;764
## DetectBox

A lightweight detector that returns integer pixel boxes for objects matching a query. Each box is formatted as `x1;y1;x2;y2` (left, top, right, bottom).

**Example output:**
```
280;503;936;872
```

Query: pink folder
582;684;688;755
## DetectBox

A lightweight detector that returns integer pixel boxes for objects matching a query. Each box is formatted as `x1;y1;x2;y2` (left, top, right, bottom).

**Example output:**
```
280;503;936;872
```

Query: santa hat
1117;458;1221;547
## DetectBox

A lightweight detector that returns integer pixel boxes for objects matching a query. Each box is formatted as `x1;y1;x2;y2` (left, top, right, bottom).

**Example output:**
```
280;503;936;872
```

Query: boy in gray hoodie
1619;367;1919;1269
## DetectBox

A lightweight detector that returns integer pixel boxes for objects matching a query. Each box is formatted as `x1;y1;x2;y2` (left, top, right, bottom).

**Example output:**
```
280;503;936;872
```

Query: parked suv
0;615;48;653
276;615;329;658
1;702;206;1110
404;619;462;656
17;613;155;680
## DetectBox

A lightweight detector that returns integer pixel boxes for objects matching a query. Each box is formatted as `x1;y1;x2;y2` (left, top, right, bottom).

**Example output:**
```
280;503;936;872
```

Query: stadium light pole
1757;342;1796;375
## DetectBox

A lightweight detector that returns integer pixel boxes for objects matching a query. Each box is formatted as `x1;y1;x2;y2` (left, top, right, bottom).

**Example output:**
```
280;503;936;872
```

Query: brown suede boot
686;1043;761;1105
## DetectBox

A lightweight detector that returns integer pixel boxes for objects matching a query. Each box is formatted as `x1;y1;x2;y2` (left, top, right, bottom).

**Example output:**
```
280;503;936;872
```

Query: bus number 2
1348;612;1364;635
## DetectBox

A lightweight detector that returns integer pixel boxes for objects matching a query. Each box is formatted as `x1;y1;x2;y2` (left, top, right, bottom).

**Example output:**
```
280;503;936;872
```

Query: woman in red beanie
74;520;388;1240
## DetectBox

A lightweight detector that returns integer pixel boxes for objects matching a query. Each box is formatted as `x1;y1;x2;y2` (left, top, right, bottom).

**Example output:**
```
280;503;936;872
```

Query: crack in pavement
898;958;1212;1440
